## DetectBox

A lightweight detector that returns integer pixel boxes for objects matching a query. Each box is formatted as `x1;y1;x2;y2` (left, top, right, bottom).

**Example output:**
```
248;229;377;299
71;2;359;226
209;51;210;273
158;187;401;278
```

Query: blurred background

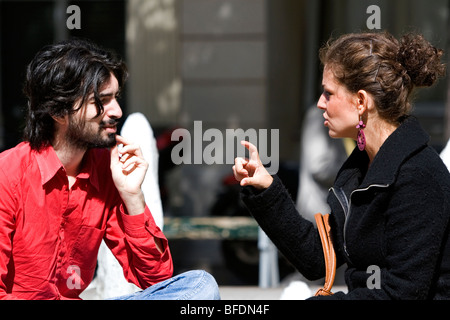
1;0;449;289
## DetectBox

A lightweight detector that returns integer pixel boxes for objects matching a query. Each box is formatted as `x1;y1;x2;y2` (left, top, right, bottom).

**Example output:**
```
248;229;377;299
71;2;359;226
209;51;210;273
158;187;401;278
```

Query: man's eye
101;97;113;105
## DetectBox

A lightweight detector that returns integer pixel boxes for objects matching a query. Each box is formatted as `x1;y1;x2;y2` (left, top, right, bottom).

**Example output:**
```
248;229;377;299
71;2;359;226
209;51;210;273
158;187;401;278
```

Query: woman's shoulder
398;144;450;193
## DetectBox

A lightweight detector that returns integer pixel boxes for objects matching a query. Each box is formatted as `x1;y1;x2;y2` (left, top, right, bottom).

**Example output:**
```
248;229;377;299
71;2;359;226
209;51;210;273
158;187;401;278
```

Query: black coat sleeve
241;175;327;281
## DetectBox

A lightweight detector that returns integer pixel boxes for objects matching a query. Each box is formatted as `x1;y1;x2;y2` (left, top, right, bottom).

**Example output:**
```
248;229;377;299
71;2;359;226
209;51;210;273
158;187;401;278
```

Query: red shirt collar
33;145;100;191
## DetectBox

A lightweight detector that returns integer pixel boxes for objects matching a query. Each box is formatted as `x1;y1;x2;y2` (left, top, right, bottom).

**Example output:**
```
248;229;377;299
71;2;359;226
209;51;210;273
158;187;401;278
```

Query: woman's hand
233;141;273;190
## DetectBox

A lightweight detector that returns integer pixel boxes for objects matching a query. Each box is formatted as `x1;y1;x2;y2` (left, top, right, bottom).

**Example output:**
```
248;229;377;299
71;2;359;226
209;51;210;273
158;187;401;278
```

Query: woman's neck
363;118;399;165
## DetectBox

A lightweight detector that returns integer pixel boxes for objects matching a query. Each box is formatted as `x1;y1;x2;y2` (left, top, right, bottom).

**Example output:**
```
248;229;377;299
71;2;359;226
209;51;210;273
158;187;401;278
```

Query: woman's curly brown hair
319;31;446;124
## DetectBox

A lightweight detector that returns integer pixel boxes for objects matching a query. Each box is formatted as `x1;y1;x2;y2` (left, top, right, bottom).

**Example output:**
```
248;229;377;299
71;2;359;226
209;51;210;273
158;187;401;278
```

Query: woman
233;31;450;299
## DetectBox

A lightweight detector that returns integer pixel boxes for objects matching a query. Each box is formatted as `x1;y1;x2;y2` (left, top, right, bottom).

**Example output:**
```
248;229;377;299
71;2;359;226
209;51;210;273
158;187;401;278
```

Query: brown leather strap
314;213;336;296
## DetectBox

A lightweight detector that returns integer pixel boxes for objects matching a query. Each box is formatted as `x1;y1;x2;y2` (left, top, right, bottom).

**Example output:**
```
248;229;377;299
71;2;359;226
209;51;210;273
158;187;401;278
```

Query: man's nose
105;98;122;119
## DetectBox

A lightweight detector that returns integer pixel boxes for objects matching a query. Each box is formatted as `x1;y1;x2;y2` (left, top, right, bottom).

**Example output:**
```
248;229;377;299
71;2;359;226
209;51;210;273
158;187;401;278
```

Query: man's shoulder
0;142;35;182
0;142;33;164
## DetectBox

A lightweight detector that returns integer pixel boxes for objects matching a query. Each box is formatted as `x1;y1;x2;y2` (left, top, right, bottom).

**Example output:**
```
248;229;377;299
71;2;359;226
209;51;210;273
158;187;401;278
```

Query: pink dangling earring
356;117;366;151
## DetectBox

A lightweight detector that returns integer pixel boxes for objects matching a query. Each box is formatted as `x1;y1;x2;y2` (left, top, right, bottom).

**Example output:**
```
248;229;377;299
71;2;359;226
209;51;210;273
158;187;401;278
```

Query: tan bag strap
314;213;336;296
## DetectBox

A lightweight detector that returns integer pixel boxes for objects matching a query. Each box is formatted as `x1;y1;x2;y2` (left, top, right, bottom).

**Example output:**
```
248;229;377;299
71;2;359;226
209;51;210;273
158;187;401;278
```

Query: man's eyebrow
99;92;115;97
88;91;117;100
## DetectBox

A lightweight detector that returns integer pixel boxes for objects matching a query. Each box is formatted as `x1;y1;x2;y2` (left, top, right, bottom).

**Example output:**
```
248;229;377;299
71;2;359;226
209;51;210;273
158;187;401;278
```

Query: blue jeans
109;270;220;300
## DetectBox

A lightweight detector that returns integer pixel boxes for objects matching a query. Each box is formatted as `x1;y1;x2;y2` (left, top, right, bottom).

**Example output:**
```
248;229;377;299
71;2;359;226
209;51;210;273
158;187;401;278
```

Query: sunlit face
317;66;359;139
66;74;122;149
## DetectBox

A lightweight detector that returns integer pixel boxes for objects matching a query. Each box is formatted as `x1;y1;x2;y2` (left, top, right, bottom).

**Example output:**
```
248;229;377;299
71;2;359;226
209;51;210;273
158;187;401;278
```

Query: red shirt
0;142;173;299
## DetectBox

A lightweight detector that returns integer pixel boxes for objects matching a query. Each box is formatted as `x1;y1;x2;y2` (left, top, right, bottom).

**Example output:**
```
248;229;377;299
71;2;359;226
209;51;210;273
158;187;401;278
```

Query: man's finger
115;134;129;145
115;134;143;158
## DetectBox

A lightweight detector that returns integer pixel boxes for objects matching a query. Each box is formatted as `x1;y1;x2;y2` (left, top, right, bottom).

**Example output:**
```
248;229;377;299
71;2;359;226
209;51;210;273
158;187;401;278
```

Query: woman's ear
356;90;371;116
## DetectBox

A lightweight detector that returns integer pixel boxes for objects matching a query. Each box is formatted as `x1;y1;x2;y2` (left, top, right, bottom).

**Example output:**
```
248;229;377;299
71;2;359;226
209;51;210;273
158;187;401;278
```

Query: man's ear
51;114;68;126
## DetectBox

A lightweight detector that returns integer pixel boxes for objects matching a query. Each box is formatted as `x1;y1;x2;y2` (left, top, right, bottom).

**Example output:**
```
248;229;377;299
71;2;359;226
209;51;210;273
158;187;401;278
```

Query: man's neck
52;139;87;187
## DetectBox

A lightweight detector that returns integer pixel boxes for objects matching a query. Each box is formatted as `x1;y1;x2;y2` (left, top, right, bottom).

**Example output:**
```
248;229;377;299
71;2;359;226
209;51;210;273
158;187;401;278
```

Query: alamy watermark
170;121;280;174
66;265;81;290
366;5;381;30
367;265;381;289
66;5;81;30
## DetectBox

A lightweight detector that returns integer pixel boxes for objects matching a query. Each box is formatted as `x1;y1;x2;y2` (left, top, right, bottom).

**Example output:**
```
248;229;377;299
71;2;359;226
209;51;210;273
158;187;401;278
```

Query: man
0;39;219;300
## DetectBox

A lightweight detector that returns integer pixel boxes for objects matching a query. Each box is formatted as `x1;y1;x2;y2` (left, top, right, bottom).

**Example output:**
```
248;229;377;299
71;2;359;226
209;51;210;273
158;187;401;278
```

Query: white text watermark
66;265;81;290
67;5;81;30
171;121;280;174
366;5;381;30
367;265;381;289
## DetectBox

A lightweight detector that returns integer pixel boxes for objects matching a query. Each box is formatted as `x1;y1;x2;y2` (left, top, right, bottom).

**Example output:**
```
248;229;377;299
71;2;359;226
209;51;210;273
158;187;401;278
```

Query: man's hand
110;135;148;215
233;141;273;190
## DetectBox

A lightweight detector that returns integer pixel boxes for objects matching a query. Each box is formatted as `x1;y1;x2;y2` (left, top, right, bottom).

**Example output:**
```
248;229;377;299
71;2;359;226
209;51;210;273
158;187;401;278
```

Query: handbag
314;213;336;296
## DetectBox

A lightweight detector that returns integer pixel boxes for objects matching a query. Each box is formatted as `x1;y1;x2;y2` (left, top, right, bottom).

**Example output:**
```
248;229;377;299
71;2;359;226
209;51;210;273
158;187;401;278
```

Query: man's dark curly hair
22;38;128;151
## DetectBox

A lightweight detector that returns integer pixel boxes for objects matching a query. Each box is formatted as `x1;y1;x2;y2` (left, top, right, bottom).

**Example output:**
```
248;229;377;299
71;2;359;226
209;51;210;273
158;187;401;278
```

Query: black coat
241;116;450;299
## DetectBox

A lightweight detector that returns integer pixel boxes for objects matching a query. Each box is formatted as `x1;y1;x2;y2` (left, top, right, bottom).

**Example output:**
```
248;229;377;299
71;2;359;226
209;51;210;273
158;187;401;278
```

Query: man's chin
106;133;117;147
88;134;117;149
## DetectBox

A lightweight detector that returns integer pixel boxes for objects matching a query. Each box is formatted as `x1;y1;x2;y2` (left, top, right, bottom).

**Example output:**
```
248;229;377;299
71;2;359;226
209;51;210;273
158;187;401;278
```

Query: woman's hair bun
397;33;446;88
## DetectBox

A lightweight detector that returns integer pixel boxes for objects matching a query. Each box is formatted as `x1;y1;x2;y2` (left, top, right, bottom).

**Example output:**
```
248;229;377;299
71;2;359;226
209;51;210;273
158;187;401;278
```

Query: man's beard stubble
66;117;118;150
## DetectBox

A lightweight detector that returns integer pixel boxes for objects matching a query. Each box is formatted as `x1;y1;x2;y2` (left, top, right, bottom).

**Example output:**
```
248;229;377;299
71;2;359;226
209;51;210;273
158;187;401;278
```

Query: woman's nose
317;94;326;110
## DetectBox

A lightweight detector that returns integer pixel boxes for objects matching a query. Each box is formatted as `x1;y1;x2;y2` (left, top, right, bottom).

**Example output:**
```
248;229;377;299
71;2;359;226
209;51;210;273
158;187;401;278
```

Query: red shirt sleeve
0;168;21;299
103;204;173;289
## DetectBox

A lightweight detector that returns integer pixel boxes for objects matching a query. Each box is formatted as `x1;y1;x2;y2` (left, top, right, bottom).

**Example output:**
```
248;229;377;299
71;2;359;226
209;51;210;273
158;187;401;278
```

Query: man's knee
180;270;221;300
